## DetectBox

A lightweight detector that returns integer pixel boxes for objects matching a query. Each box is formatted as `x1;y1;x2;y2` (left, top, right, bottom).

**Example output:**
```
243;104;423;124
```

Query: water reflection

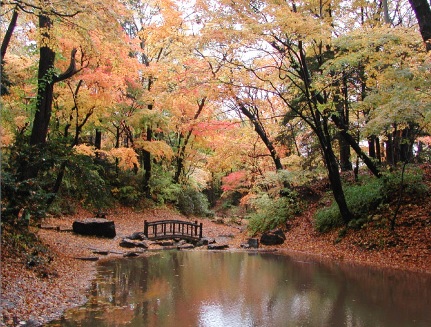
48;251;431;327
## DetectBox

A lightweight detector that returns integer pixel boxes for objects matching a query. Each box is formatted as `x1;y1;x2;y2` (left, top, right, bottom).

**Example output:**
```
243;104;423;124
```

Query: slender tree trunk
1;8;18;60
174;98;206;183
368;136;376;158
174;133;187;184
331;114;381;177
319;119;352;224
338;76;352;171
408;0;431;52
376;137;382;163
1;8;18;95
386;133;394;165
142;104;153;198
236;100;283;170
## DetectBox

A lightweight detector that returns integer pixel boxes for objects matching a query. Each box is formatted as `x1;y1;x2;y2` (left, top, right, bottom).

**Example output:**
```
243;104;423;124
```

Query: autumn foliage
1;0;431;235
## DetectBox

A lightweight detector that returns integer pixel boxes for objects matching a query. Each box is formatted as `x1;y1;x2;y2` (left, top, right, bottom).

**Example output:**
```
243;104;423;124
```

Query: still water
48;251;431;327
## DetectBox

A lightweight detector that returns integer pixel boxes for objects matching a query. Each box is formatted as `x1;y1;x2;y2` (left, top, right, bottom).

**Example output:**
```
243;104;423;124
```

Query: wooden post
144;220;148;237
199;223;203;239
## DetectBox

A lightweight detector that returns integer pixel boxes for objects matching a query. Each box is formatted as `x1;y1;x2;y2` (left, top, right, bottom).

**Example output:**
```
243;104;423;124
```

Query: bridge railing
144;220;203;241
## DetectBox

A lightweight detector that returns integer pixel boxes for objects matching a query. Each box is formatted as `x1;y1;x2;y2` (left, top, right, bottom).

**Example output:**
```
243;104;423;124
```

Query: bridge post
144;220;148;237
199;222;203;239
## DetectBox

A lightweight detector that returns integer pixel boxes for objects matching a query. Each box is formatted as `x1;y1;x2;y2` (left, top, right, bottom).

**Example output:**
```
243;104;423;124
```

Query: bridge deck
144;220;203;241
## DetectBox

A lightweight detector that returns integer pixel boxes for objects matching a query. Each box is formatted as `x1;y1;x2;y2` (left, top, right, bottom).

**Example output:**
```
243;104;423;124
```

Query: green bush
314;205;343;233
112;186;141;206
314;177;384;232
381;166;428;199
177;188;213;217
247;191;301;235
314;167;428;233
61;154;112;210
149;166;181;204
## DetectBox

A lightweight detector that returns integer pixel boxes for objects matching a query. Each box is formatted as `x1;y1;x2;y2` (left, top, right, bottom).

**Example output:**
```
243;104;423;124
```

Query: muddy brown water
47;251;431;327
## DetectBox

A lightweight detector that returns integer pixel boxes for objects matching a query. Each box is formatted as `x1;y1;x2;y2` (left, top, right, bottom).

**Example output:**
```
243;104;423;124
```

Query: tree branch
54;48;78;83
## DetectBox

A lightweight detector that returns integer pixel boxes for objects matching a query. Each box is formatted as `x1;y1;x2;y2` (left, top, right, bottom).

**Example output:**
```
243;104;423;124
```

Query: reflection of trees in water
51;252;431;327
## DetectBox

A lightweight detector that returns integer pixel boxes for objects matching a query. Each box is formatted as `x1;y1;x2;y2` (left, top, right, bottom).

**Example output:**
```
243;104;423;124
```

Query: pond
47;251;431;327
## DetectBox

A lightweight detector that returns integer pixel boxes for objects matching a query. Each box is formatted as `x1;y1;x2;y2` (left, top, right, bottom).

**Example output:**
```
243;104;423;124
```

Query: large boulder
73;218;116;238
260;229;286;245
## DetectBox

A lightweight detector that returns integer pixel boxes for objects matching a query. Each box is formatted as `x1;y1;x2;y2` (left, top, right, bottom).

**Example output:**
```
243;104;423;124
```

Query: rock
155;240;174;246
129;232;147;241
38;224;59;230
92;250;109;255
260;229;286;245
247;238;259;248
208;244;229;250
74;257;99;261
72;218;116;238
241;239;260;249
123;252;140;257
196;237;216;246
119;238;149;248
178;243;195;249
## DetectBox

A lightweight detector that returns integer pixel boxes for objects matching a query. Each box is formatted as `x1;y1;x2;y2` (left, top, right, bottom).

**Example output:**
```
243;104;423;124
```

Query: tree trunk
142;104;153;198
1;8;18;60
95;129;102;150
331;114;381;177
408;0;431;52
174;98;206;183
30;14;77;148
319;119;352;224
236;100;283;170
1;8;18;95
368;136;376;158
338;76;352;171
386;133;394;165
375;137;382;163
30;14;56;146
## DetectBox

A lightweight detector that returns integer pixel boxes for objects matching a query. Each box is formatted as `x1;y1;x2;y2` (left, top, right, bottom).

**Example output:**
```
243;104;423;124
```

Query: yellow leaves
73;144;97;157
14;115;29;131
134;140;174;161
73;145;140;171
281;154;303;171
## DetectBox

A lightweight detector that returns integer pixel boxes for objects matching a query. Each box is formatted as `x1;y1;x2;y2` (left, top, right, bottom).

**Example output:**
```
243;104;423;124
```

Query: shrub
177;188;213;217
314;205;344;233
149;166;181;204
61;155;112;210
314;167;428;233
381;166;428;200
112;186;141;206
247;191;301;235
314;177;384;232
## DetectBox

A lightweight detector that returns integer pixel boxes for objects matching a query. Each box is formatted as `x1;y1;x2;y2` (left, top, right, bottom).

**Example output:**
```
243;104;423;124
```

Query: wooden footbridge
144;220;203;242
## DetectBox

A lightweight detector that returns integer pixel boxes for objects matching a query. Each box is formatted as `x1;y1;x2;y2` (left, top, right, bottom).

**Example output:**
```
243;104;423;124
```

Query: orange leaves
108;147;140;170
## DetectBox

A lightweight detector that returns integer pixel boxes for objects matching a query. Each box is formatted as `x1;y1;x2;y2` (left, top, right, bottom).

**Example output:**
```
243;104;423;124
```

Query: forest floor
1;180;431;326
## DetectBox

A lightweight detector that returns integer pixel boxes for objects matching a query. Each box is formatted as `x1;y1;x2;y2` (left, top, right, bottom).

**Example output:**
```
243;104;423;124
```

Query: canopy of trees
1;0;431;230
